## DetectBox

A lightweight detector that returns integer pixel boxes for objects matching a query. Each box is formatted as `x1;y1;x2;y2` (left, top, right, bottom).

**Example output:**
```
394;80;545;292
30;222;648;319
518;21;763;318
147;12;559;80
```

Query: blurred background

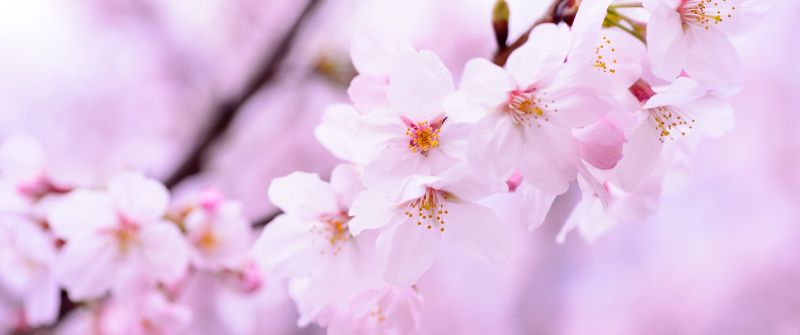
0;0;797;334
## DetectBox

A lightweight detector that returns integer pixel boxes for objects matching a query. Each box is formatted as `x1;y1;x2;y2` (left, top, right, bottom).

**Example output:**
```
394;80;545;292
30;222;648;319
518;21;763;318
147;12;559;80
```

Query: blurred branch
164;0;323;189
252;210;282;228
492;0;580;66
19;2;325;334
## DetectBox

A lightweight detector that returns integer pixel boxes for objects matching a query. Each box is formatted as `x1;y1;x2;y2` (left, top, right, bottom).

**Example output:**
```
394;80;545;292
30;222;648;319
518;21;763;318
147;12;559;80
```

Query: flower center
404;188;450;233
648;106;696;142
404;115;445;156
593;35;618;74
197;230;218;251
314;212;352;255
115;224;139;255
679;0;736;30
505;88;556;127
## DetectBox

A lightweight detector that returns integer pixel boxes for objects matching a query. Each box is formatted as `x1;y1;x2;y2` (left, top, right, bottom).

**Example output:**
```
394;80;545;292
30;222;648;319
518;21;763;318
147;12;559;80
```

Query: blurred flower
644;0;769;84
48;172;189;300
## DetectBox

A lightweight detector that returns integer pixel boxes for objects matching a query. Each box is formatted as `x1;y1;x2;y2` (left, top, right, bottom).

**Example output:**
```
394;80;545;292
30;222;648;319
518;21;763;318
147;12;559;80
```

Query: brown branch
492;0;580;66
18;2;326;334
165;0;323;189
252;210;282;228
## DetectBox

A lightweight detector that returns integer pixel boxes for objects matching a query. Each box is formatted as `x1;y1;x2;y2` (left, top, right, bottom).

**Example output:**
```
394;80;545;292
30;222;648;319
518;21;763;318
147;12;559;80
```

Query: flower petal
683;27;742;87
350;28;413;76
646;5;687;80
268;172;338;218
48;190;117;240
24;276;60;326
443;201;508;263
55;235;119;300
506;23;571;86
387;50;453;120
315;104;362;163
329;163;365;209
252;214;323;277
574;117;626;170
108;171;169;224
136;223;190;283
518;125;579;194
348;190;401;235
376;220;442;286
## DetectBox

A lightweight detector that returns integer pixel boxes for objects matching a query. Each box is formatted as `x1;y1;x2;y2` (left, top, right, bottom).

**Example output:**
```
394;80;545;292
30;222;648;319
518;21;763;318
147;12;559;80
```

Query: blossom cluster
263;0;766;332
0;135;263;333
0;0;766;333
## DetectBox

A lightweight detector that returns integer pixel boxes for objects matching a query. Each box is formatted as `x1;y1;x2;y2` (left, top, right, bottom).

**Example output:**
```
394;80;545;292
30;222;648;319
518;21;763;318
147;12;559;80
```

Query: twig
252;210;282;228
492;0;580;66
164;0;323;189
21;2;325;334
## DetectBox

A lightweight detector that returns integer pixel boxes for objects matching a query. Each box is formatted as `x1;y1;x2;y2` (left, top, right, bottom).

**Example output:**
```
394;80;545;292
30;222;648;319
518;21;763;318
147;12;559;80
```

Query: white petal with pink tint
55;235;119;300
268;172;338;219
136;223;190;283
108;171;169;225
48;189;117;240
387;50;453;120
376;220;441;286
506;23;571;86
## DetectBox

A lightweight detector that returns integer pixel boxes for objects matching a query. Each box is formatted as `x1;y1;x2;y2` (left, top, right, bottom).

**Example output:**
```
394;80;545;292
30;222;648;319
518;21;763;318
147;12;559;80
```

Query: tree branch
492;0;579;66
165;0;323;189
252;210;282;228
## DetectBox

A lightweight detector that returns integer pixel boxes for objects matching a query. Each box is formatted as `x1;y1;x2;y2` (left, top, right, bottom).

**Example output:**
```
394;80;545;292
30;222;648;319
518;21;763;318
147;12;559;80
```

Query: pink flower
447;23;615;194
349;168;508;286
347;49;469;195
644;0;769;84
55;284;192;335
347;28;414;112
181;191;253;271
47;171;189;300
0;134;67;211
558;165;664;243
570;0;646;90
254;164;385;321
616;77;734;190
0;216;60;327
323;286;423;335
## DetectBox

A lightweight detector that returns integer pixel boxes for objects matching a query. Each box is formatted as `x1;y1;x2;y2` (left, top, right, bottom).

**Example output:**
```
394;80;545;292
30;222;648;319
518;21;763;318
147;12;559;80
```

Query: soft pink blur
0;0;797;334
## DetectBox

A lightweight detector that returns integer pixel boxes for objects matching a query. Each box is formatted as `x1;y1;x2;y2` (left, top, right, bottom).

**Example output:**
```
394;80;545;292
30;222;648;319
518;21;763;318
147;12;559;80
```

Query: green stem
609;2;643;9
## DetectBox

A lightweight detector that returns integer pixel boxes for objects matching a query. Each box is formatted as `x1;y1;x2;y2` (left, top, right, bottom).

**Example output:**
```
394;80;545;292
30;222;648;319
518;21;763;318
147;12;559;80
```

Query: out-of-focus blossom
0;216;60;327
55;284;191;335
323;286;423;335
48;172;189;300
618;77;733;190
179;191;252;271
644;0;769;84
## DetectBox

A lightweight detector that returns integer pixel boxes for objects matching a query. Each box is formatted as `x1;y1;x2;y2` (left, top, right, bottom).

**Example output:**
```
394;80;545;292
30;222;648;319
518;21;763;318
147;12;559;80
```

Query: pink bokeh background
1;0;797;333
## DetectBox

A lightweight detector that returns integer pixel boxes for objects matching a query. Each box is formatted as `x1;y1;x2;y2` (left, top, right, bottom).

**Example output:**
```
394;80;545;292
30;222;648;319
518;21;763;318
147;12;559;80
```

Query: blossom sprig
0;0;767;333
261;0;766;332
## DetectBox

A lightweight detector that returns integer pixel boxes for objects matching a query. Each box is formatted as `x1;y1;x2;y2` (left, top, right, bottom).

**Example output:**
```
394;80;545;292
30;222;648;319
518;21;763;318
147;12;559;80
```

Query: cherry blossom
349;168;508;286
323;286;423;335
347;49;470;195
0;216;60;327
347;28;414;112
644;0;769;84
178;190;252;271
47;172;189;301
446;23;615;195
254;164;386;323
617;77;734;189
